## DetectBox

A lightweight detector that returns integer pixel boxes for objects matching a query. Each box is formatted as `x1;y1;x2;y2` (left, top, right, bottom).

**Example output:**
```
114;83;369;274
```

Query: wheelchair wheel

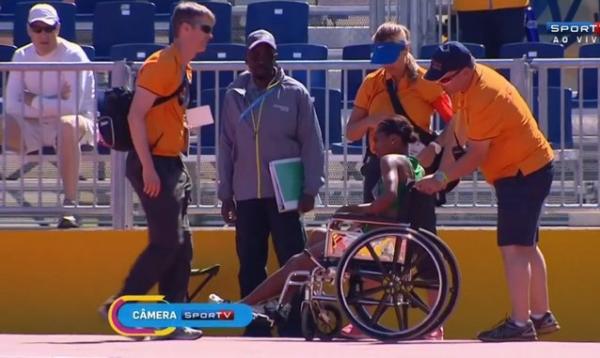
416;228;461;335
313;303;342;341
335;227;448;341
301;303;316;341
301;301;343;341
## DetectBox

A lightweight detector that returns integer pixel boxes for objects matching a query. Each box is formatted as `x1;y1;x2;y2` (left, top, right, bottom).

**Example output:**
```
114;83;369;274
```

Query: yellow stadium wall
0;228;599;341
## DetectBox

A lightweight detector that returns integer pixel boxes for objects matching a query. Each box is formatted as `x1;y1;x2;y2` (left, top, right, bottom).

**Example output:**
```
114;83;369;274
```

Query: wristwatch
433;171;449;186
429;141;442;155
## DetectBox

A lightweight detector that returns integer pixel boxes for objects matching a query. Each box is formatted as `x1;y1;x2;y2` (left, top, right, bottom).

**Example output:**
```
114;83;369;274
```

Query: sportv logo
546;22;600;44
107;295;252;337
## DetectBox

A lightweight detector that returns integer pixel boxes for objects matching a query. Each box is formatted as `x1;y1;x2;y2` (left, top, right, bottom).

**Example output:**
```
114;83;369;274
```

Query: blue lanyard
239;81;281;122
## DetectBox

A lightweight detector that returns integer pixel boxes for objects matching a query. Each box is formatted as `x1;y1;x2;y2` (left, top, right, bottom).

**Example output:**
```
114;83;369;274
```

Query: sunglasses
29;25;57;34
438;69;462;84
196;24;212;34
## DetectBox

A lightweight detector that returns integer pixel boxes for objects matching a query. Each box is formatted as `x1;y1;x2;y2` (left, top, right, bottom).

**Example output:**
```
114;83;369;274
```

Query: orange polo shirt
454;0;529;12
354;66;449;152
452;64;553;184
136;45;192;157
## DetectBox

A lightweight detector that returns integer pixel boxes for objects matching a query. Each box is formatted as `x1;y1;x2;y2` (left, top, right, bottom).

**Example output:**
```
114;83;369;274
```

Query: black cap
424;41;474;81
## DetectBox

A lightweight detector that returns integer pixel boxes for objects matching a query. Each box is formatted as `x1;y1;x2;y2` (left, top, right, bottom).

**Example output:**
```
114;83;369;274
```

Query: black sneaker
531;312;560;335
477;318;537;342
58;215;80;229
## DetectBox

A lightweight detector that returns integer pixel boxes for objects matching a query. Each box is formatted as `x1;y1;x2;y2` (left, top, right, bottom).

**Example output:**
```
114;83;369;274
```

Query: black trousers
235;198;306;336
458;7;526;59
118;152;193;303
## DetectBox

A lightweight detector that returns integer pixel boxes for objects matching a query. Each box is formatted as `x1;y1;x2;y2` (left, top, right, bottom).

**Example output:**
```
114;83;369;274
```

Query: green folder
269;157;304;212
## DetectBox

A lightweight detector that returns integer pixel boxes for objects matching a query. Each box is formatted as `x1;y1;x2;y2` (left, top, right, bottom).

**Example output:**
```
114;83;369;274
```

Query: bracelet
433;171;449;185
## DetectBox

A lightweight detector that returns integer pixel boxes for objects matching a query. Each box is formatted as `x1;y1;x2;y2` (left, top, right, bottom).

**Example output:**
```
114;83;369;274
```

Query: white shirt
5;38;96;119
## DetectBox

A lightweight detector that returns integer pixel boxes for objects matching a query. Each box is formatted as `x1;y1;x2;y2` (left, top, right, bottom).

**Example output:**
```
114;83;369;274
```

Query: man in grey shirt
218;29;324;335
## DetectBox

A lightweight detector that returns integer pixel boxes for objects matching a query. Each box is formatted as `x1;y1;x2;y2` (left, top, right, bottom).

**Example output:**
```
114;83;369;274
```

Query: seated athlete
213;116;442;339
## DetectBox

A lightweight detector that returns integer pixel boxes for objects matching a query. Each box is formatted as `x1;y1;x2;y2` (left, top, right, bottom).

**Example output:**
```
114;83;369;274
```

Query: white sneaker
208;293;229;304
149;327;203;341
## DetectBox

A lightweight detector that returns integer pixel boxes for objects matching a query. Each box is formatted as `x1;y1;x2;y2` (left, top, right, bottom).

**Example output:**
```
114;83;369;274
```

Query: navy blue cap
371;42;407;65
247;29;277;50
424;41;474;81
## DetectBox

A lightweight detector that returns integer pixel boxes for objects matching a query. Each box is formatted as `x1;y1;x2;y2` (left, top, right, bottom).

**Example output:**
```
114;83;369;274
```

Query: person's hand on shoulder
415;173;447;195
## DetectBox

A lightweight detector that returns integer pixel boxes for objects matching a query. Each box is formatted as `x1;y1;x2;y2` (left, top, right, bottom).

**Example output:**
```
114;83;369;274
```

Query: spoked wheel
416;228;461;336
336;227;449;341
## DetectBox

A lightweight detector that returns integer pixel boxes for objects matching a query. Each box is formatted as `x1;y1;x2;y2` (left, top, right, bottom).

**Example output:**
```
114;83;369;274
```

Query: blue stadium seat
310;88;342;148
14;1;76;47
499;42;564;87
532;87;573;149
75;0;110;14
278;43;328;89
0;0;20;13
194;43;245;94
109;43;165;61
80;45;95;61
578;44;600;107
169;1;232;43
341;44;373;108
0;45;17;113
419;42;486;59
188;88;228;155
153;0;177;14
93;1;156;59
0;44;16;61
246;1;309;44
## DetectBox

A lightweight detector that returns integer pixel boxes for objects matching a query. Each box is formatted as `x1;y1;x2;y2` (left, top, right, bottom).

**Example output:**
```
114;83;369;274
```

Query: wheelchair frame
276;214;461;341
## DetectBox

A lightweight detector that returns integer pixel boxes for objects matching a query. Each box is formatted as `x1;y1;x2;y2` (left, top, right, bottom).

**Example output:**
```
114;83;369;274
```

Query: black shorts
495;162;554;247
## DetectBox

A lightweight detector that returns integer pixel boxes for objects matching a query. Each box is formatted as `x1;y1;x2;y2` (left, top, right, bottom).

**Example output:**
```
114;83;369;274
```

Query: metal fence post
110;61;133;229
511;57;529;100
369;0;386;34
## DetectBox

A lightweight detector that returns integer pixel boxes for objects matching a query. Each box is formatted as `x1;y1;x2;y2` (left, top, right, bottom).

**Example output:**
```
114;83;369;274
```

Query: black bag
384;78;460;205
98;82;185;152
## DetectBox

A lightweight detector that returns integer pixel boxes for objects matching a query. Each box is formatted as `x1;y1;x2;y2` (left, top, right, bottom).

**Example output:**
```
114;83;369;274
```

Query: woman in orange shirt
346;22;453;203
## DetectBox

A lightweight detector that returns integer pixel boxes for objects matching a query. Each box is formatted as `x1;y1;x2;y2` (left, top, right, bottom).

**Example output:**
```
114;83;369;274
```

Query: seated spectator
4;3;96;228
454;0;528;59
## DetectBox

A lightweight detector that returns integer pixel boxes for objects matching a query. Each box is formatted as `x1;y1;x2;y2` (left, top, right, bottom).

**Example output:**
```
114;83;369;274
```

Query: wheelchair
276;211;461;341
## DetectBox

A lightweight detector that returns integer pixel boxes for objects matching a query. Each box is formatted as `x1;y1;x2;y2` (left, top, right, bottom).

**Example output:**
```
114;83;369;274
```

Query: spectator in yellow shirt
455;0;529;58
417;42;560;342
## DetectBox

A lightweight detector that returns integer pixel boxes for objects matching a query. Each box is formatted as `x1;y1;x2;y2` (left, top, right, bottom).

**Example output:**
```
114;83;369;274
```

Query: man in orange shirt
99;2;215;340
417;42;560;342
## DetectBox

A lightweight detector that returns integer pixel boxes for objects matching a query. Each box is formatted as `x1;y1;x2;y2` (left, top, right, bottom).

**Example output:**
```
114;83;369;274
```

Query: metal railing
0;61;130;227
1;58;599;228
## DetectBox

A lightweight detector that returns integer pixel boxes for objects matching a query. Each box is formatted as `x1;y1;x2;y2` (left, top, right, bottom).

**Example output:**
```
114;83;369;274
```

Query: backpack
98;82;185;152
